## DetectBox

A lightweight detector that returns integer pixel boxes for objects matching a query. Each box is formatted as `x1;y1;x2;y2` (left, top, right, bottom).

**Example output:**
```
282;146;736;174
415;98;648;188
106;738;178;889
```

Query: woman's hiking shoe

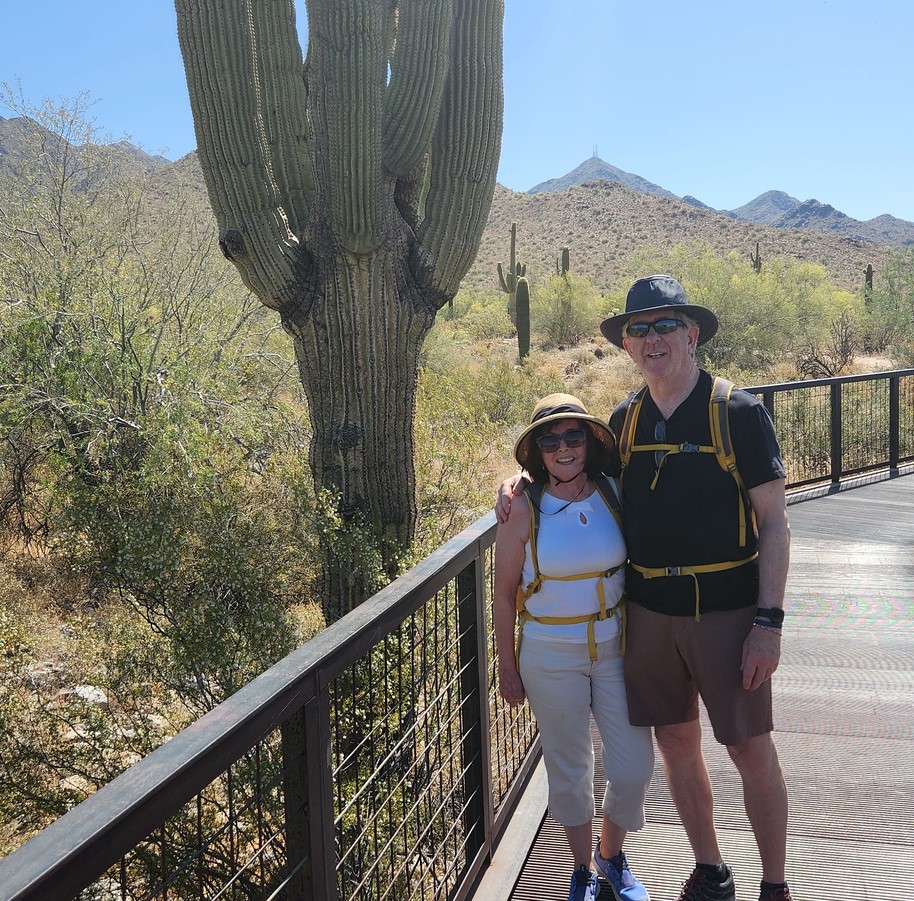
568;865;600;901
676;864;736;901
592;843;650;901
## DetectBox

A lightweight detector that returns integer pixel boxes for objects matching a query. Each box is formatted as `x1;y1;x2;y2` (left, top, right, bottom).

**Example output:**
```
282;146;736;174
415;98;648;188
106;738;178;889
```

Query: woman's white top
520;481;626;644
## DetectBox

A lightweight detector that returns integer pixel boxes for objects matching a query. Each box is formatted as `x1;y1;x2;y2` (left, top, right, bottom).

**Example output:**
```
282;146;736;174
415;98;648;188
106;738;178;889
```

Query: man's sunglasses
625;317;686;339
535;428;588;453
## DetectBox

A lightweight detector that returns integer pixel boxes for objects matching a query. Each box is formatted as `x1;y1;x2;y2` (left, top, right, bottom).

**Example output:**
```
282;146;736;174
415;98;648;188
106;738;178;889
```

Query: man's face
620;310;699;380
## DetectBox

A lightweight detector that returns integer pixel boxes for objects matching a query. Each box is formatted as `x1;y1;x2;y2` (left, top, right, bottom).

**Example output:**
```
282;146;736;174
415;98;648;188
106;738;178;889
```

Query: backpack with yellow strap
515;474;627;663
616;375;758;620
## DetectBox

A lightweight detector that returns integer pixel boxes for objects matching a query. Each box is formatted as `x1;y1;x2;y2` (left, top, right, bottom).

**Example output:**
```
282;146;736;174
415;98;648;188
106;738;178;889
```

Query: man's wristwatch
755;607;785;626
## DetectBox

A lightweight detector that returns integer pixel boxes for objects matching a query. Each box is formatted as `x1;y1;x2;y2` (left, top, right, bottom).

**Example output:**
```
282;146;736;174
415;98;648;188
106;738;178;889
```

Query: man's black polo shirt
607;369;785;616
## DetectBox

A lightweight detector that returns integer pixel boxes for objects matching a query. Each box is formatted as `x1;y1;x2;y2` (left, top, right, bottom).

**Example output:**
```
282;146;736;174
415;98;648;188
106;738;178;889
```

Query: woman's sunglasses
625;317;686;339
535;428;588;453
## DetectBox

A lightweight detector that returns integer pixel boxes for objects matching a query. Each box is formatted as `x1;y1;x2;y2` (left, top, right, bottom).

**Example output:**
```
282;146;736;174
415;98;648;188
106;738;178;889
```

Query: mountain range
0;115;902;295
528;155;914;250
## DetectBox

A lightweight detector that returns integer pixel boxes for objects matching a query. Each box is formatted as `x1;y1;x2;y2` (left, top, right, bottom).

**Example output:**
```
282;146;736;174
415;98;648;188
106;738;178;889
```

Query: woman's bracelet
753;619;782;633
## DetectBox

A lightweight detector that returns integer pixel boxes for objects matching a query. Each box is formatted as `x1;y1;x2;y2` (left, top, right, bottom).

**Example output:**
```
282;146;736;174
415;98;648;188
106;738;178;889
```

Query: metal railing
744;368;914;487
1;368;912;901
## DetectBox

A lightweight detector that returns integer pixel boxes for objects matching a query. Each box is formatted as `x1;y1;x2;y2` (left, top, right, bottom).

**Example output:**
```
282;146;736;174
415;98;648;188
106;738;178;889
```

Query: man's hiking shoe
592;843;650;901
759;885;792;901
568;864;600;901
676;864;736;901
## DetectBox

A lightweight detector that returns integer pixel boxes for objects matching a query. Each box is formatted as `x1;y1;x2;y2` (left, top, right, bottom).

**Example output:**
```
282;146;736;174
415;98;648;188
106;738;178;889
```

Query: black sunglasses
535;428;588;453
625;317;686;339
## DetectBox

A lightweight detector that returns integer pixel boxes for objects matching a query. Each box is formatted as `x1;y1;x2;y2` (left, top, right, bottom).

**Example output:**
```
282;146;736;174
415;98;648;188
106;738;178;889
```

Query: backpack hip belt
518;563;626;662
630;551;759;620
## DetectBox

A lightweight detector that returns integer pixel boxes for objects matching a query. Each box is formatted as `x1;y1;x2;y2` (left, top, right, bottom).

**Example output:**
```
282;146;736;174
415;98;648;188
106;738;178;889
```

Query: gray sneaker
592;843;650;901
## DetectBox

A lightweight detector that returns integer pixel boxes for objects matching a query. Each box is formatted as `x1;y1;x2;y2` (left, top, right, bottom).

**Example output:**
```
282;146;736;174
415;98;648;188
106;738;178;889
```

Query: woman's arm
492;494;530;706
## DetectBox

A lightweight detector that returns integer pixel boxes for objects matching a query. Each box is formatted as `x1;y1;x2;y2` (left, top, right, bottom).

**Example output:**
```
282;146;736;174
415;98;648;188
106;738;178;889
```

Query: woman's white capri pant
519;634;654;828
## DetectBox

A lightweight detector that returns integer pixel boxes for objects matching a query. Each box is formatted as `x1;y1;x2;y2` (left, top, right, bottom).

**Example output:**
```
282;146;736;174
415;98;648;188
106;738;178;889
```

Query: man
497;275;793;901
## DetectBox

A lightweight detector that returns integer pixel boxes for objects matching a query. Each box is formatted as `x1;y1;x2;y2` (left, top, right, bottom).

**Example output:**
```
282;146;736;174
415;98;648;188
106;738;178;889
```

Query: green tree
863;248;914;357
174;0;505;618
618;243;860;378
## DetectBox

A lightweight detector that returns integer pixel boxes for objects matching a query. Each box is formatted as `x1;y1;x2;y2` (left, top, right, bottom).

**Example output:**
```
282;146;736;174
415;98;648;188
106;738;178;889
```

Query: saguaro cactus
497;222;526;323
750;242;762;273
175;0;505;617
864;263;874;299
557;246;570;276
515;276;531;359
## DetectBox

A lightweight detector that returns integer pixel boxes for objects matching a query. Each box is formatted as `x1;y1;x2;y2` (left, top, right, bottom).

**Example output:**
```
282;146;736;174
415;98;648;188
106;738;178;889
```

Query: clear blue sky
3;0;912;222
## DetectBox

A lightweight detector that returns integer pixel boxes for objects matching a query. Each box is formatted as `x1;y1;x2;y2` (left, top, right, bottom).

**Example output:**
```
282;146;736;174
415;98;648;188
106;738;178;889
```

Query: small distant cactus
516;276;531;359
864;263;874;297
750;242;762;273
556;246;570;277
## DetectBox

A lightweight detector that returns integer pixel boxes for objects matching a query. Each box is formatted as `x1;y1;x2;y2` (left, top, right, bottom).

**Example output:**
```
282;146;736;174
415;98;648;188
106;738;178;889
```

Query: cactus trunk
516;276;530;359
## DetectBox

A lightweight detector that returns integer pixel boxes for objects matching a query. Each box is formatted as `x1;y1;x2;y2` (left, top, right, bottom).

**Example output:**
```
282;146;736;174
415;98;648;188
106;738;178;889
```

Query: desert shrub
412;359;559;556
454;298;515;340
532;272;604;345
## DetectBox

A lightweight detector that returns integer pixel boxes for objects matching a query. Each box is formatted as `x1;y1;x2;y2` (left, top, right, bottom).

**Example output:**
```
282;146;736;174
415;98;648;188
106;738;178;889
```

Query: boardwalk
477;472;914;901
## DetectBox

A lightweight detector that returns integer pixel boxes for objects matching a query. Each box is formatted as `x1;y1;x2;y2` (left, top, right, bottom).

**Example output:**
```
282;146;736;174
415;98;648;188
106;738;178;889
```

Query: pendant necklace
533;476;589;517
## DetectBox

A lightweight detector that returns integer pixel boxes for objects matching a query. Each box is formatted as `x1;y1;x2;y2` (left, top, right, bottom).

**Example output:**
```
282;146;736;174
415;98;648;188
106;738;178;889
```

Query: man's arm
741;477;791;691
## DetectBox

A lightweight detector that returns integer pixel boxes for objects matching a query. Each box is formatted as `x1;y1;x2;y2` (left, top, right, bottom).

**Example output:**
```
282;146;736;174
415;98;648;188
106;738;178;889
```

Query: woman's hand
494;473;525;523
498;664;526;707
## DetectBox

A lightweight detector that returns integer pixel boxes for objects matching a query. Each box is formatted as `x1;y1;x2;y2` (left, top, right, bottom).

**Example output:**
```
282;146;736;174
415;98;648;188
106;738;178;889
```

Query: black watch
755;607;785;626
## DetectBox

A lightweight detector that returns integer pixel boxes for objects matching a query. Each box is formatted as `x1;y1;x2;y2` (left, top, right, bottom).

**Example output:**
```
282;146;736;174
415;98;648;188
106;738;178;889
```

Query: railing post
830;380;843;484
281;692;337;901
457;554;495;867
889;374;900;471
281;712;312;900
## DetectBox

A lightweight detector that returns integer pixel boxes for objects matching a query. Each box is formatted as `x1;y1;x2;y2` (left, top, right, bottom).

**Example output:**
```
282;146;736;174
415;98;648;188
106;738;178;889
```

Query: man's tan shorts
623;602;773;746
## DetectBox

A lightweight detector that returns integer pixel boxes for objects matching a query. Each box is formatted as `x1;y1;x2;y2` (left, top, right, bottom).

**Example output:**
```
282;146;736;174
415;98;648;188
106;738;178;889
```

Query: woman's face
536;417;588;482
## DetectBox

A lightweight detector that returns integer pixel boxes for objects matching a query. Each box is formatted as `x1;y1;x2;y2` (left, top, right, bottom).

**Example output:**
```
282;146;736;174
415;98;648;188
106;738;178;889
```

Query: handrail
1;368;912;900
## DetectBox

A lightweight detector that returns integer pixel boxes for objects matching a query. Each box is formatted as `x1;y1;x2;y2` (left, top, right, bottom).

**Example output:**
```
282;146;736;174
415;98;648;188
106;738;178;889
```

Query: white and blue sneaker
568;864;600;901
593;843;650;901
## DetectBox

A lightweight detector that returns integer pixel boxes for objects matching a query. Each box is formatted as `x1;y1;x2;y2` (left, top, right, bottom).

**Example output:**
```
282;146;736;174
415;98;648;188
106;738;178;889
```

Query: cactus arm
419;0;504;298
383;0;452;177
174;0;312;304
497;262;509;293
309;0;386;253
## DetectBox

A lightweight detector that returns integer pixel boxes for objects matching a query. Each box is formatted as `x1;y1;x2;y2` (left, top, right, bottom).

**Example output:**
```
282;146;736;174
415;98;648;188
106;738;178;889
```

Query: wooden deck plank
483;473;914;901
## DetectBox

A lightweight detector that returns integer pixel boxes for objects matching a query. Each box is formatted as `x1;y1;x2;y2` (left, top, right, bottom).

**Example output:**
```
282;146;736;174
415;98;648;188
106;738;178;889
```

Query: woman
494;393;654;901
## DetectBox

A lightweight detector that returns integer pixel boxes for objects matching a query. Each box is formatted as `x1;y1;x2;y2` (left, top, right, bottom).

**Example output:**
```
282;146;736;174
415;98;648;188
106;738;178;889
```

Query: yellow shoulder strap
593;473;624;532
709;376;756;546
618;387;648;469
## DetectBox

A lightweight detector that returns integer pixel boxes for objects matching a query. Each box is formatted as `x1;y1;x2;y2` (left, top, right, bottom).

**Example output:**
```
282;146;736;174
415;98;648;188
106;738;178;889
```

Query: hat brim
514;412;616;471
600;304;719;348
